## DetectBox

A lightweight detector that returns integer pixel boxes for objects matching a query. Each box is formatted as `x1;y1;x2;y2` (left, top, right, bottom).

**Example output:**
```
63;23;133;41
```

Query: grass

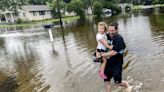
0;16;80;28
132;4;164;10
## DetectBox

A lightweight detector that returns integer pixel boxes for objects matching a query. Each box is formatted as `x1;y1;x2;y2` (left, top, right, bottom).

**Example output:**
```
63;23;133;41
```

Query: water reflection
0;75;18;92
150;14;164;31
159;7;164;13
0;31;55;91
149;13;164;47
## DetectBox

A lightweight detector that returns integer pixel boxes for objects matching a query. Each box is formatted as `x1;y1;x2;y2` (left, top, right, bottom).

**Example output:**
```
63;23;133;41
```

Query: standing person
96;22;113;79
98;22;132;92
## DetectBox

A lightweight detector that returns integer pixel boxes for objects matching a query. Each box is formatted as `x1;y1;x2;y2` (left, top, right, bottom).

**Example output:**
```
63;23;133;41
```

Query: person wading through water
96;22;133;92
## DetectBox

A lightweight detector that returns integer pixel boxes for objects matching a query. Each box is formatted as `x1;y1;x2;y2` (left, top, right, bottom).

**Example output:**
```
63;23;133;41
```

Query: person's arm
101;50;117;58
95;50;99;58
99;39;113;50
101;35;126;58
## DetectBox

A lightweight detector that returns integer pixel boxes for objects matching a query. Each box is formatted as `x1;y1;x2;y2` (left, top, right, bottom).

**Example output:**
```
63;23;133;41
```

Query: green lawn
0;16;80;28
132;4;164;10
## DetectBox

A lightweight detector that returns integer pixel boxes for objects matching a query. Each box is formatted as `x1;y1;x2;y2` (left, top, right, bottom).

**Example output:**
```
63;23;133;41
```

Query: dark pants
104;55;123;84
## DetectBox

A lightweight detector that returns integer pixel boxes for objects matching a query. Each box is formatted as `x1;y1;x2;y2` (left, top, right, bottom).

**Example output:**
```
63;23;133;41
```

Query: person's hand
109;45;113;50
93;52;103;63
96;52;101;58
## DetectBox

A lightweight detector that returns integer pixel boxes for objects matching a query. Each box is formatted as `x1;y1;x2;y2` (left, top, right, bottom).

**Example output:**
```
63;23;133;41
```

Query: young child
96;22;113;79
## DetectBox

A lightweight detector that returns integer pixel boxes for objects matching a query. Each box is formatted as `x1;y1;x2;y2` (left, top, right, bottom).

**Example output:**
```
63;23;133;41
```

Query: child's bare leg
99;57;107;79
100;57;107;73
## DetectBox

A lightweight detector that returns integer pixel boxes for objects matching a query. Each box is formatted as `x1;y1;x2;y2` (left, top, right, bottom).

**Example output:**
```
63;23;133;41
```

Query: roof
21;5;52;12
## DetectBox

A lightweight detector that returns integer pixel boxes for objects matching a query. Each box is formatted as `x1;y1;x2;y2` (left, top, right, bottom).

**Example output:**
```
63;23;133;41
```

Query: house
0;5;90;23
0;5;53;23
0;10;17;23
19;5;52;21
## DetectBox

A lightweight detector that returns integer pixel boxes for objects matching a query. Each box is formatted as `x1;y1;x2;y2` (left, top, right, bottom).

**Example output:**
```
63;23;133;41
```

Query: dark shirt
106;34;126;66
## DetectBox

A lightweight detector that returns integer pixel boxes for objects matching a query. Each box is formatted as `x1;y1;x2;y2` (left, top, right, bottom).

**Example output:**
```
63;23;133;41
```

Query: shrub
16;18;22;24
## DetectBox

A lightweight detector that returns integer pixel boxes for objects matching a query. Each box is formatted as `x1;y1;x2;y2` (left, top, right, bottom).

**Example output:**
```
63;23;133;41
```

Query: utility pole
57;0;65;42
56;0;63;28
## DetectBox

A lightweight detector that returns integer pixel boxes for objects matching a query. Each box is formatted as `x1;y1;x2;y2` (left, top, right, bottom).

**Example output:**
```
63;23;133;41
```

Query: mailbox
44;24;54;29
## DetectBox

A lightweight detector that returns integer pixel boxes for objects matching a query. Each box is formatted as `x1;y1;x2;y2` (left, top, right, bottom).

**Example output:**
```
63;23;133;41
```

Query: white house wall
17;10;30;21
65;11;76;16
29;11;52;21
5;13;18;22
18;10;52;21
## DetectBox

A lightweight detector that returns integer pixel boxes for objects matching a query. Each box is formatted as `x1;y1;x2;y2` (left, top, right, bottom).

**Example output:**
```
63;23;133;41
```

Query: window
14;13;19;16
39;11;45;15
32;11;36;16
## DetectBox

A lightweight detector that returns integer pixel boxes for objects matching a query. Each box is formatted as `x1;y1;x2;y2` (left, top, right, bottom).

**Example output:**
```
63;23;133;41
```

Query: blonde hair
98;22;107;32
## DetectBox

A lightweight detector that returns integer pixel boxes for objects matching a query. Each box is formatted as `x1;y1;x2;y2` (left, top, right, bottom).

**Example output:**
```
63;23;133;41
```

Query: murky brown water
0;8;164;92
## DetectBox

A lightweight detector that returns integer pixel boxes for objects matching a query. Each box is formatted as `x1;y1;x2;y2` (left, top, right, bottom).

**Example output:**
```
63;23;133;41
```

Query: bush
16;18;22;24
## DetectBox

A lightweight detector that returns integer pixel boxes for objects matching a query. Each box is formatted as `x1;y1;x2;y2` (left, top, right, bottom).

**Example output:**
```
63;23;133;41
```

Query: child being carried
96;22;113;79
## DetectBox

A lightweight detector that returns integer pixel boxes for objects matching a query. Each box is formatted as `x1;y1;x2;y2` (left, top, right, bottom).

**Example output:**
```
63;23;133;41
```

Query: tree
119;0;132;3
64;0;71;3
28;0;48;5
82;0;91;8
0;0;16;11
93;1;103;17
0;0;29;11
67;0;85;19
152;0;164;4
48;0;85;19
47;0;66;18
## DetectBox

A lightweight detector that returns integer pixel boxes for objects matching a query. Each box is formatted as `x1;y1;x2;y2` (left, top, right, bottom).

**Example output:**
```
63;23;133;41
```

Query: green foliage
47;0;58;18
132;0;164;5
93;1;103;17
92;0;121;17
28;0;49;5
81;0;91;8
153;0;164;4
103;0;119;9
0;0;16;11
0;0;29;11
48;0;85;19
67;0;85;19
64;0;71;3
47;0;66;18
16;18;22;24
119;0;132;3
132;0;142;5
0;0;49;11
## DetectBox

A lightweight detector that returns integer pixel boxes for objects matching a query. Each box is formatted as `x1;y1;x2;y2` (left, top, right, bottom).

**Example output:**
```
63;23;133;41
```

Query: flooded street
0;8;164;92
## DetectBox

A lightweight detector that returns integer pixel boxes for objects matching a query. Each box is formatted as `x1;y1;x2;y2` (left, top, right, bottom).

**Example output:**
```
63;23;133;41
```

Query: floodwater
0;8;164;92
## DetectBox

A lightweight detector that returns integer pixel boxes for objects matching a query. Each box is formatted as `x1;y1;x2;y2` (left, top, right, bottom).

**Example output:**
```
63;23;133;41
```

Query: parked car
102;8;112;17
